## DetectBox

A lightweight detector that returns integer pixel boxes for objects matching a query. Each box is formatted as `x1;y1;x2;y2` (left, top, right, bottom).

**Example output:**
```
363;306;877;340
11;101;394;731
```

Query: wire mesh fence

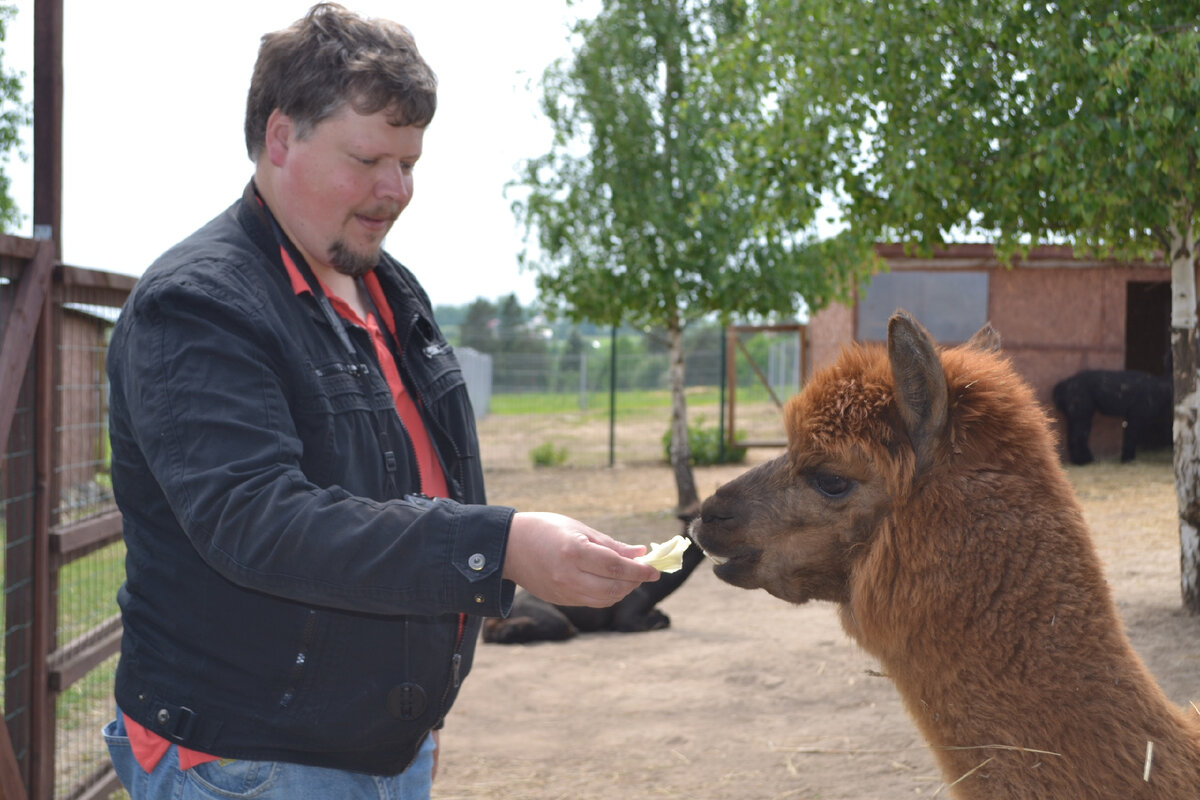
473;333;803;471
50;292;124;800
2;354;38;792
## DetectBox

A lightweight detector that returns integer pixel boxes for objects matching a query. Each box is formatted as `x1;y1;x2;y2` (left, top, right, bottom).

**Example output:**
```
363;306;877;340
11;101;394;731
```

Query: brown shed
807;243;1171;462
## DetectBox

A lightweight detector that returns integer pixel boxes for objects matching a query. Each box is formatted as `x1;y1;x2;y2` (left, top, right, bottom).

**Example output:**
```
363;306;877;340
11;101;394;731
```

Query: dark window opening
1125;281;1170;376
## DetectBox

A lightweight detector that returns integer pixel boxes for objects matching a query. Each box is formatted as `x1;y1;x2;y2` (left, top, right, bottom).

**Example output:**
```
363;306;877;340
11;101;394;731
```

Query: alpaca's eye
811;473;853;499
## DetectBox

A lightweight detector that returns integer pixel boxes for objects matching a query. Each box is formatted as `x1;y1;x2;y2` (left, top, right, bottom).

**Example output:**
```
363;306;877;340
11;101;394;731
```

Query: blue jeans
103;712;435;800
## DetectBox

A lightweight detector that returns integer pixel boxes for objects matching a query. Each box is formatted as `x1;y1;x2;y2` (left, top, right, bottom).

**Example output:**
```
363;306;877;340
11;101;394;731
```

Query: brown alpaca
690;310;1200;799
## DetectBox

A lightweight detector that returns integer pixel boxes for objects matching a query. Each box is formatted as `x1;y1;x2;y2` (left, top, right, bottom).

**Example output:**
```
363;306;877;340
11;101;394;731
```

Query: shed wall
806;247;1170;462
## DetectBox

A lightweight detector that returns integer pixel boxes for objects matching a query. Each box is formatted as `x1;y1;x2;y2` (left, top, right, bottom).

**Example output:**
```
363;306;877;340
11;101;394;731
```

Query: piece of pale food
635;534;691;573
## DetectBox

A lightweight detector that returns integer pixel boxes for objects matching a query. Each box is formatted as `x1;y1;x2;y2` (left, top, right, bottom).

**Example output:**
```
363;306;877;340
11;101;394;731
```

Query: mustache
357;205;402;223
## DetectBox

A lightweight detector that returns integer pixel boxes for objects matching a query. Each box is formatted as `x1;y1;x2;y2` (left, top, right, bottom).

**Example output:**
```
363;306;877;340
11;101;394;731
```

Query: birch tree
512;0;871;515
744;2;1200;609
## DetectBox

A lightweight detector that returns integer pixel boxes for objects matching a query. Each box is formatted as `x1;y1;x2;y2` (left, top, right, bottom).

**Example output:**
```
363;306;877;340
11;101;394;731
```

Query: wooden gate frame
723;324;806;450
0;237;135;800
0;236;54;800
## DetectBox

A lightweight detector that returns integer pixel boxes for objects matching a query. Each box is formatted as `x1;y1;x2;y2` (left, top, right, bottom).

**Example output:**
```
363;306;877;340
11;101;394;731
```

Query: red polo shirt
279;247;449;499
126;249;449;772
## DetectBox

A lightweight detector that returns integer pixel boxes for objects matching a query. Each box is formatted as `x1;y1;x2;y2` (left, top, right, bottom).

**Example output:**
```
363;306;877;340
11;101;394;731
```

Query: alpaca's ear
888;310;948;473
966;321;1001;353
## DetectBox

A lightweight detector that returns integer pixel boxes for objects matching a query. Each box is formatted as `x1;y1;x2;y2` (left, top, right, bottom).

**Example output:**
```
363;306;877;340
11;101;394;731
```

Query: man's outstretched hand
502;512;661;607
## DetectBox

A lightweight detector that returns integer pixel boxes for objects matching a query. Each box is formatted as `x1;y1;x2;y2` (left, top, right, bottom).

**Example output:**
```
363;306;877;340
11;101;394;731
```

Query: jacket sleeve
111;259;515;617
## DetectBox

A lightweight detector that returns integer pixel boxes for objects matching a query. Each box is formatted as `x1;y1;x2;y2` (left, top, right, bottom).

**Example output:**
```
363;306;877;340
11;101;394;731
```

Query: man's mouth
354;205;401;231
356;213;395;232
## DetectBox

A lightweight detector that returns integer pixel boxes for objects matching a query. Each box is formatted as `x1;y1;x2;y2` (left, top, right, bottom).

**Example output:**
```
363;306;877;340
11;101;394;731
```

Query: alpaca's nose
688;518;729;565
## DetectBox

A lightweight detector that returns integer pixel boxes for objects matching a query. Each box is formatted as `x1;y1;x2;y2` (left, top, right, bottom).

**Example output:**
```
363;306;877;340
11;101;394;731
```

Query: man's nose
376;165;413;204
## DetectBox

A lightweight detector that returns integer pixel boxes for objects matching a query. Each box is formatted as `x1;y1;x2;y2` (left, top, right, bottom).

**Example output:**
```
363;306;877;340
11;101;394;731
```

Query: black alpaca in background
1052;369;1171;464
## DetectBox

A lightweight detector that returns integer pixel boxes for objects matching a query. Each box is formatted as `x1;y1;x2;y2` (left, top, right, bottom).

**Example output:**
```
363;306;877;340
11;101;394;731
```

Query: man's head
245;2;436;161
248;3;437;280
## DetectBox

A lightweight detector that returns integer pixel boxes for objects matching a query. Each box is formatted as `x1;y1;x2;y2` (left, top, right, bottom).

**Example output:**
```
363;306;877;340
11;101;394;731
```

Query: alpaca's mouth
706;548;763;590
687;519;730;565
691;535;762;579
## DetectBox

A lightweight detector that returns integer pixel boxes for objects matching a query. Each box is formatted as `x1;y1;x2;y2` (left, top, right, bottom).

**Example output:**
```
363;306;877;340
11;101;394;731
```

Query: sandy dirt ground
431;448;1200;800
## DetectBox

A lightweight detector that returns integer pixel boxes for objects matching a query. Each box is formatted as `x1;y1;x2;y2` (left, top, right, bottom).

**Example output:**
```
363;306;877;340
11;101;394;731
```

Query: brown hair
244;2;437;160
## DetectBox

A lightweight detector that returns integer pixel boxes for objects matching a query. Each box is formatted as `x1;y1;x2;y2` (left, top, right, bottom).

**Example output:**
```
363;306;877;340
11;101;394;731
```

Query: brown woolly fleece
692;310;1200;799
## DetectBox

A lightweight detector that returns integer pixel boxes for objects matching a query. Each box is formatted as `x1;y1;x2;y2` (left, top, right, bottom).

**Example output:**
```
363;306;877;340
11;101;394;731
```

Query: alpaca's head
690;309;1029;606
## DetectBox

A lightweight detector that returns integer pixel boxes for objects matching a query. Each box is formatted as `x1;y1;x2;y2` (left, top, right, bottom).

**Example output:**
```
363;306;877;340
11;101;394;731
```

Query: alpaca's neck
843;499;1200;797
853;511;1148;730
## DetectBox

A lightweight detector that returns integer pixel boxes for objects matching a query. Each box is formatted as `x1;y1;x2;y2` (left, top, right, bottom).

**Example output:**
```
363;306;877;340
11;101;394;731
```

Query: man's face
267;104;424;278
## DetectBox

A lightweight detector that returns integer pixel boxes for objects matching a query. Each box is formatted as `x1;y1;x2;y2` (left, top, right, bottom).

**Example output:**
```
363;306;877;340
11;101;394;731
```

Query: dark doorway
1126;281;1170;375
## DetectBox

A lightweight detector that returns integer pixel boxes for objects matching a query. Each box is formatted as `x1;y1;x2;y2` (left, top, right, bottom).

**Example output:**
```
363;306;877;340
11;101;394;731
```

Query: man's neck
314;266;369;320
312;266;357;311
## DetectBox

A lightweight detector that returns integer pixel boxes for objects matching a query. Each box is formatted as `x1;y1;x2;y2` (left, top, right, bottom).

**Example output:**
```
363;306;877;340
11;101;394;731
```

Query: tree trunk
1169;214;1200;614
666;318;700;517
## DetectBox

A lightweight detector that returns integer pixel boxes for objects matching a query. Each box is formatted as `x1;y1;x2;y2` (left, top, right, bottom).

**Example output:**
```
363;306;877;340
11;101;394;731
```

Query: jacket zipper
441;614;467;710
263;195;469;733
405;315;464;492
278;609;319;709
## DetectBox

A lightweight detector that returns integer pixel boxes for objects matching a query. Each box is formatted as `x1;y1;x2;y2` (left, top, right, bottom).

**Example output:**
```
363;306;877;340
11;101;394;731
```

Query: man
102;5;659;798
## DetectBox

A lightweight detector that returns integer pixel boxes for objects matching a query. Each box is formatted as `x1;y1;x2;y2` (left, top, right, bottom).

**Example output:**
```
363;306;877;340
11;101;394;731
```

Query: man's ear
263;109;293;168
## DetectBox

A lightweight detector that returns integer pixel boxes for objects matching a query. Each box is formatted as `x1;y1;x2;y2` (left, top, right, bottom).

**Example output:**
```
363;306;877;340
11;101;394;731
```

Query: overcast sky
4;1;595;306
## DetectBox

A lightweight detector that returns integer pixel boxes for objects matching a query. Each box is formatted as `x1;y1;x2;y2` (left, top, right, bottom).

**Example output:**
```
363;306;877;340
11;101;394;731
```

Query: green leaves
510;0;872;330
744;0;1198;260
0;4;27;232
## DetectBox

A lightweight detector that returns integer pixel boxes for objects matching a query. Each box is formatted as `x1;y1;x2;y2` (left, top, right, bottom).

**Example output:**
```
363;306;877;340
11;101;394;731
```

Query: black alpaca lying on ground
482;533;705;644
1052;369;1171;465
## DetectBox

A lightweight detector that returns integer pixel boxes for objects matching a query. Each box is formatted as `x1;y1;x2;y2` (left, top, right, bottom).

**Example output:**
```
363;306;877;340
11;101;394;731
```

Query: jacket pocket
293;359;398;489
186;758;280;797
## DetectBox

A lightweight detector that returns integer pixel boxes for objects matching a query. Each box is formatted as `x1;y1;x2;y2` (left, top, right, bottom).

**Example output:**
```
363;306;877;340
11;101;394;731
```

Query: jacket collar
234;179;431;350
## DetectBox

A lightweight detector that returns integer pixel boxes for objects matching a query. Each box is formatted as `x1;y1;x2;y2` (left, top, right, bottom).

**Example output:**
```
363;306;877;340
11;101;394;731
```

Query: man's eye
811;473;853;499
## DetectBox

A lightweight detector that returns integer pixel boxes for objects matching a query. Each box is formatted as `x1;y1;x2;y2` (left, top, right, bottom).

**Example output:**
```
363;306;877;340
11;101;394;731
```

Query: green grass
26;529;127;795
57;540;125;643
489;384;774;416
54;540;125;764
57;652;119;732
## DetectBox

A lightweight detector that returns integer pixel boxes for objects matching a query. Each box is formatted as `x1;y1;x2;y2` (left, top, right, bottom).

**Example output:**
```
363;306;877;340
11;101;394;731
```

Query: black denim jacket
107;182;515;775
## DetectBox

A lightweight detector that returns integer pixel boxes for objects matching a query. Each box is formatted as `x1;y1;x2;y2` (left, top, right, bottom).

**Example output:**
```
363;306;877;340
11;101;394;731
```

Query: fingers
504;512;660;608
533;539;657;608
553;570;645;608
579;527;649;561
586;538;660;584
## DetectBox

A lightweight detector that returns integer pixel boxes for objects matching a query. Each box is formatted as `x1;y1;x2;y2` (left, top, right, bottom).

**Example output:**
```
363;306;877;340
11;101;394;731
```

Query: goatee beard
329;239;380;278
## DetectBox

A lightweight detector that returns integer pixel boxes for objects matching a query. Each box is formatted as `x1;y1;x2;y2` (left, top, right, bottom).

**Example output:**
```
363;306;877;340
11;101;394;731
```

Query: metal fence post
578;351;587;411
608;325;616;468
